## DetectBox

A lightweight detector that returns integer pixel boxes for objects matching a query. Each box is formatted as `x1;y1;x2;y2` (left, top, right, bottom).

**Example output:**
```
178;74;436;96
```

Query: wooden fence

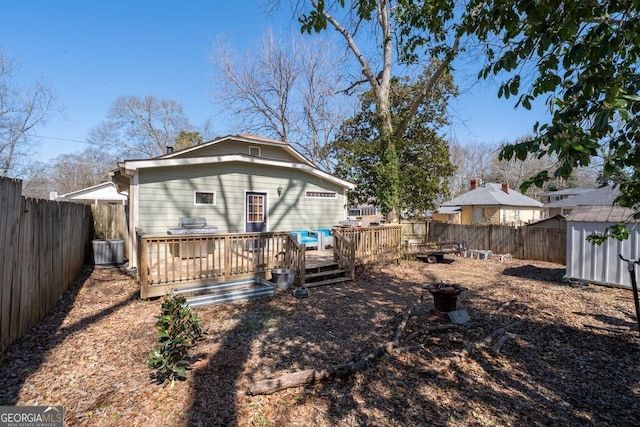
402;222;566;264
0;177;92;354
90;204;129;253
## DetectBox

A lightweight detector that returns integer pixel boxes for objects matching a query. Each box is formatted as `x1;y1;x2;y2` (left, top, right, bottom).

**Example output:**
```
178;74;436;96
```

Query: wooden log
247;368;333;395
394;294;424;345
247;322;462;395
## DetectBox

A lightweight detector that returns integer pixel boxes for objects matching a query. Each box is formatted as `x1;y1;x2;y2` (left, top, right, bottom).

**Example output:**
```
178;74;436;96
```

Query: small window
194;191;216;205
305;191;336;198
249;146;261;156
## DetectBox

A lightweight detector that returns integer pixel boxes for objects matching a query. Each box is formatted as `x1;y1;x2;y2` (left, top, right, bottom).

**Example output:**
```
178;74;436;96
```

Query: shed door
245;192;267;233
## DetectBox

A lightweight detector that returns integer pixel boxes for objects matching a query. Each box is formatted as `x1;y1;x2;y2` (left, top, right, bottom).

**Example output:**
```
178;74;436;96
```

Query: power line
31;134;93;144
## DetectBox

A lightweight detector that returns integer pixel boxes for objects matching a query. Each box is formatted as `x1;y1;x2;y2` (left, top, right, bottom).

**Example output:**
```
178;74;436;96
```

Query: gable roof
117;133;355;190
56;181;128;203
544;185;618;208
441;183;543;208
157;133;315;167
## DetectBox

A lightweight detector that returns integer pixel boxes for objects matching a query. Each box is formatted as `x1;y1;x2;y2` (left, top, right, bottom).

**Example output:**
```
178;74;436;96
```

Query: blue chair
290;230;319;248
314;228;333;248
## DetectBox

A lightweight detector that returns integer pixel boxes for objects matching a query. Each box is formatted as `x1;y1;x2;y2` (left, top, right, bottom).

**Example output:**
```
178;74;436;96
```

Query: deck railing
338;225;403;264
333;229;356;280
137;231;290;298
284;237;306;286
136;225;403;298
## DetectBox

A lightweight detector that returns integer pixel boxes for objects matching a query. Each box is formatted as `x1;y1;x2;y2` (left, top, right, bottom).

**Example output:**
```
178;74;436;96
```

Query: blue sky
1;1;548;165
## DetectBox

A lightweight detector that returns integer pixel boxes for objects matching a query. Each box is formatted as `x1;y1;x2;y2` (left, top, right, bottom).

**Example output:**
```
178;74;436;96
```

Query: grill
167;217;218;235
167;218;218;258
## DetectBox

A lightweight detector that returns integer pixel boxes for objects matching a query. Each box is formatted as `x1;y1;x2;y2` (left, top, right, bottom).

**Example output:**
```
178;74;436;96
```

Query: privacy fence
402;221;567;264
0;177;128;354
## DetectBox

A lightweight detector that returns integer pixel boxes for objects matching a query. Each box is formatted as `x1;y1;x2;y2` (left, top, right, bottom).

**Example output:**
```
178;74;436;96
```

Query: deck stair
302;262;351;288
172;278;275;308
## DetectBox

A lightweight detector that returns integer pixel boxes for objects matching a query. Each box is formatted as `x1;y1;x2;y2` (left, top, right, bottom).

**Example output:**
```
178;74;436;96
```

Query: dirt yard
1;256;639;426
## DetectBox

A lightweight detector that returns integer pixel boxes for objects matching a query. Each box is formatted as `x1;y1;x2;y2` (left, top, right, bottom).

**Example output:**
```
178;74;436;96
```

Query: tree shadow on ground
502;264;567;282
186;257;640;426
0;266;138;405
185;258;442;425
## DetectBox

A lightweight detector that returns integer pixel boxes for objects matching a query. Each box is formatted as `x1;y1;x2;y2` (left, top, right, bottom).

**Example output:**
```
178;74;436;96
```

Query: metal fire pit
427;283;467;312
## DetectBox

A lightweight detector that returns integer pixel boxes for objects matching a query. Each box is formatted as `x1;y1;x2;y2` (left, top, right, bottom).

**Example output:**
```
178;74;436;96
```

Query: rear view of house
112;134;354;269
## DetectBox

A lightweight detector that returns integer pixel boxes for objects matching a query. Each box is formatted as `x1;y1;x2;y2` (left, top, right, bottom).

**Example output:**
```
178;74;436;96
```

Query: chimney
502;182;510;193
166;145;174;154
470;179;478;190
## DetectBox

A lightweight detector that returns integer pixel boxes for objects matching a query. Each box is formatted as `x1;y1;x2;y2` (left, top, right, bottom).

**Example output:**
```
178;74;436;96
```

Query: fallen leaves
0;258;638;426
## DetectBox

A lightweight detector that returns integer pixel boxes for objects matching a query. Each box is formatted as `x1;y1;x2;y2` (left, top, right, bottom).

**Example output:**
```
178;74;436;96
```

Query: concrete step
176;278;275;308
171;278;257;296
185;282;275;308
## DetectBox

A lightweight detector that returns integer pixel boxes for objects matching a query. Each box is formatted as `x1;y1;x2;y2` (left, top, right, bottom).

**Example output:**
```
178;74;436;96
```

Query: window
305;191;336;198
194;191;216;205
249;146;261;156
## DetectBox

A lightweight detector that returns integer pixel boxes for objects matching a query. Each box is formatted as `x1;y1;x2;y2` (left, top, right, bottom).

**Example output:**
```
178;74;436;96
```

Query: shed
566;206;640;288
526;214;567;229
51;181;128;205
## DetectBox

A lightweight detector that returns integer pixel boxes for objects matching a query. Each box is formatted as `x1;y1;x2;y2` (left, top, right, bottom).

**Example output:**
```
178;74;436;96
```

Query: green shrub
147;294;204;385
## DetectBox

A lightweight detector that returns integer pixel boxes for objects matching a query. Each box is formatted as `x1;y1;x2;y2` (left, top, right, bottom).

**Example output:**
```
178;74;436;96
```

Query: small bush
147;294;204;385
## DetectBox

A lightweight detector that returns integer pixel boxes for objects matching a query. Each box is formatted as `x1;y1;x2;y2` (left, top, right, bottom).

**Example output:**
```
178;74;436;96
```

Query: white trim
130;171;139;269
305;190;337;199
194;190;216;206
120;154;355;189
248;145;261;157
244;190;269;233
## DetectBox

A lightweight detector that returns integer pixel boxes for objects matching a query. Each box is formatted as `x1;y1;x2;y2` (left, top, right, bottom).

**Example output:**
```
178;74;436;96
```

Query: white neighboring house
544;185;617;217
51;181;128;205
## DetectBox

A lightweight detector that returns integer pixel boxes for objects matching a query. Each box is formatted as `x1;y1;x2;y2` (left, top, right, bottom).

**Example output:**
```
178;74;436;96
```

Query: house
435;181;543;225
565;205;640;289
112;134;355;268
539;188;593;204
544;185;618;217
50;181;128;205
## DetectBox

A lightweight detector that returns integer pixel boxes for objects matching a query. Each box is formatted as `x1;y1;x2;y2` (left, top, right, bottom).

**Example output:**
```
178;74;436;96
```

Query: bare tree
209;28;348;171
0;48;56;178
448;139;498;196
88;95;194;159
47;148;116;194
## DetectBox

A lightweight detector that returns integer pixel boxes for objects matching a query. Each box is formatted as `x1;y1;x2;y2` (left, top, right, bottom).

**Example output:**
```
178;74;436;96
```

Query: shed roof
442;183;543;207
565;205;638;223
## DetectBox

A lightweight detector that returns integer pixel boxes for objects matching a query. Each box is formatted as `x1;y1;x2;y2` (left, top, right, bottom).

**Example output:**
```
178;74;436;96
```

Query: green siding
137;162;347;234
173;140;301;163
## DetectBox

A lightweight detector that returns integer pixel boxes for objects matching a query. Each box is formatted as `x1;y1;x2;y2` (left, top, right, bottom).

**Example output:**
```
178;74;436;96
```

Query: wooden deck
137;226;402;298
305;248;336;268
